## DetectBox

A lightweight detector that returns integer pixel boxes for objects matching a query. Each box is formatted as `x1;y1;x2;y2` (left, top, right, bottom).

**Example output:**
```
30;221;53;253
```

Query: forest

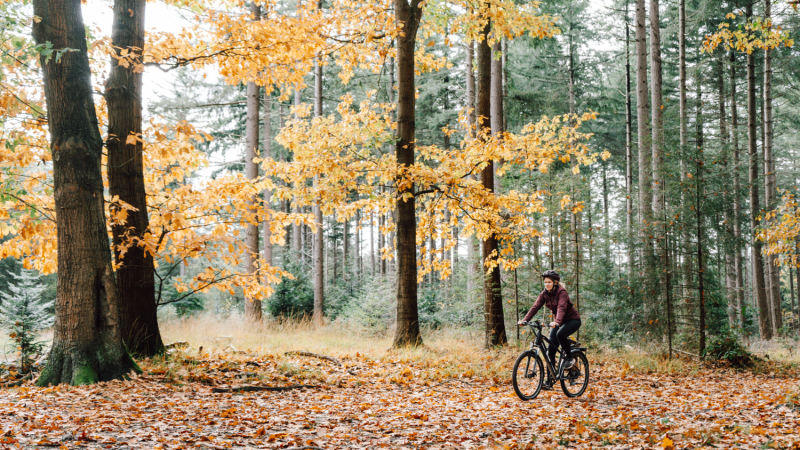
1;0;800;447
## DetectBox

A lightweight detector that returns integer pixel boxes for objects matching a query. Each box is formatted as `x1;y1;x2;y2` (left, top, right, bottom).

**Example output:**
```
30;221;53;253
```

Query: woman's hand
549;321;559;328
517;320;527;326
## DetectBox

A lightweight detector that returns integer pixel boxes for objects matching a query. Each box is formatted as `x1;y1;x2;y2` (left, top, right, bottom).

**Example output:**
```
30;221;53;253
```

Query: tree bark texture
33;0;140;385
695;76;706;354
490;39;504;194
392;0;423;348
263;93;273;268
478;23;507;348
625;2;633;272
679;0;693;307
243;3;262;324
763;0;782;335
105;0;164;356
649;0;665;314
313;51;325;326
747;2;772;340
730;51;745;331
717;60;737;329
635;0;651;234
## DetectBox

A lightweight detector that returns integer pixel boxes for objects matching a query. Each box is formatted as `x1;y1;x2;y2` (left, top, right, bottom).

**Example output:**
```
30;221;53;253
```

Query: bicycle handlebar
518;320;557;328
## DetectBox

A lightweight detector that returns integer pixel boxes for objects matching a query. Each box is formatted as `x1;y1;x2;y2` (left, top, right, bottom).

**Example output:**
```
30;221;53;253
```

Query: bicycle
511;320;589;400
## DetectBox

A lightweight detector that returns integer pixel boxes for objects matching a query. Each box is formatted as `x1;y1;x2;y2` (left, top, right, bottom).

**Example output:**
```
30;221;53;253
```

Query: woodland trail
0;354;798;449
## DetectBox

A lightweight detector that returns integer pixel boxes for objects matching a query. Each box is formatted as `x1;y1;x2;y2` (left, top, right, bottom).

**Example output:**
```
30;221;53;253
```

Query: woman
518;270;581;388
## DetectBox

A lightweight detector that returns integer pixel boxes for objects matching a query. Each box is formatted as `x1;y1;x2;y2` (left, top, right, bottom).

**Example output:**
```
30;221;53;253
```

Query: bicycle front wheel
512;351;544;401
560;351;589;397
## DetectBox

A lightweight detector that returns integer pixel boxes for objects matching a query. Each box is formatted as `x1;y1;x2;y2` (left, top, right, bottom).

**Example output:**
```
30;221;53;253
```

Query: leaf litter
0;350;798;449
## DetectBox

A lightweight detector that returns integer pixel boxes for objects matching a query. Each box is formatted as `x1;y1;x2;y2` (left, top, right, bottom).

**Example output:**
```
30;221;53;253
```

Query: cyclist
517;270;581;389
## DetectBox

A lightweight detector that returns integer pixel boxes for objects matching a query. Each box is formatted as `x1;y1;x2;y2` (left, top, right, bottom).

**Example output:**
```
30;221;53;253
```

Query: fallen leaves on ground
1;351;799;449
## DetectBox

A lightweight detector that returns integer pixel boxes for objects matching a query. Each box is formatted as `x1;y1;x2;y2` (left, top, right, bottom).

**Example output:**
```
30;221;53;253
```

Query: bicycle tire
560;351;589;397
512;351;544;401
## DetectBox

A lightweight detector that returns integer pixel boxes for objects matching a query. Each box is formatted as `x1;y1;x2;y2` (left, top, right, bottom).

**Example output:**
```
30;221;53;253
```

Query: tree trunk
747;3;772;340
392;0;423;348
763;0;782;335
242;3;262;324
33;0;140;385
370;210;375;277
730;51;745;331
105;0;164;355
635;0;653;305
695;75;706;354
343;217;349;281
292;80;302;257
679;0;693;311
379;189;386;276
263;93;273;268
717;59;737;329
796;241;800;332
479;23;506;347
650;0;665;314
789;264;796;333
312;46;325;326
625;2;633;273
491;39;504;193
465;40;476;301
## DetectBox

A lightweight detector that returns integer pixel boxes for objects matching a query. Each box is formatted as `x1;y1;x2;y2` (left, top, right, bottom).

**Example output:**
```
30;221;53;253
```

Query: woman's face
544;278;554;291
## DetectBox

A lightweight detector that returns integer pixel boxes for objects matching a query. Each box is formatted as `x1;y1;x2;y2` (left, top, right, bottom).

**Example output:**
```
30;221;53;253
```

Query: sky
83;0;187;113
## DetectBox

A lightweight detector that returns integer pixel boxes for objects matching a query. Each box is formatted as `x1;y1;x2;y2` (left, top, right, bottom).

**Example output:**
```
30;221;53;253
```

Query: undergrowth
153;316;799;381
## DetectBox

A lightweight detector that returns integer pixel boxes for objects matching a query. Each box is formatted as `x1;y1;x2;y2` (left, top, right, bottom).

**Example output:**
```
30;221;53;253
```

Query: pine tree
0;269;54;374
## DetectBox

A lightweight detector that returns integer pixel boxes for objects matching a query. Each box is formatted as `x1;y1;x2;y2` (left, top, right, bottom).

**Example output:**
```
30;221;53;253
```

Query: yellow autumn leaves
274;97;605;280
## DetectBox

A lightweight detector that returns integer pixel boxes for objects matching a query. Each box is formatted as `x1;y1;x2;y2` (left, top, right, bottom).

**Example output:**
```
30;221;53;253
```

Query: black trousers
548;318;581;369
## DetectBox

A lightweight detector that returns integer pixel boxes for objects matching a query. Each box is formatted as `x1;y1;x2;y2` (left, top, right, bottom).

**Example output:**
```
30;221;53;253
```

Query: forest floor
0;319;799;449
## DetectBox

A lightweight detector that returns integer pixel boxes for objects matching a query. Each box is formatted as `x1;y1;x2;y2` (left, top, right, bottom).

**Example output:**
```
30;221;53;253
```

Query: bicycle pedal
541;383;554;391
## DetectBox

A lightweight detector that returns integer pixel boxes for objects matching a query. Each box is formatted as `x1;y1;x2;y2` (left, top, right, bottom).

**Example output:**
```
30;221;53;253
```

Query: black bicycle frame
529;323;564;379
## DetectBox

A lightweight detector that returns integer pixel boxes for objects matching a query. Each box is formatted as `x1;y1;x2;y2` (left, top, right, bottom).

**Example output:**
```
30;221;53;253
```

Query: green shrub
703;333;754;368
267;261;314;319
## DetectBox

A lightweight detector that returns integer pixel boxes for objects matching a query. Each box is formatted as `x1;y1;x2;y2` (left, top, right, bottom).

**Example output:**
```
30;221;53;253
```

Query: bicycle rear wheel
512;351;544;401
560;351;589;397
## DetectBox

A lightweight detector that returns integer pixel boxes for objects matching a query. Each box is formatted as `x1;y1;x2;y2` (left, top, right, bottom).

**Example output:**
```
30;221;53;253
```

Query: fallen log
285;351;341;366
212;384;318;393
673;348;700;359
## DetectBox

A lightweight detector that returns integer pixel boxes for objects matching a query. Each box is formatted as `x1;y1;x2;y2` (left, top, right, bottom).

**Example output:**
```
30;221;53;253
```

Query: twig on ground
673;349;700;359
285;351;342;366
3;373;32;387
211;384;318;393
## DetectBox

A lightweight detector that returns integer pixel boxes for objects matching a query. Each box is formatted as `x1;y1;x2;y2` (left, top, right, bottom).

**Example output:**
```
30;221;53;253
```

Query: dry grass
157;315;800;379
157;315;521;379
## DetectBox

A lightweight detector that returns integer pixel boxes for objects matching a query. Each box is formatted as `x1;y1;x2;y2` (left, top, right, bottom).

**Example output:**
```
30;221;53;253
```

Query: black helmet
542;270;560;282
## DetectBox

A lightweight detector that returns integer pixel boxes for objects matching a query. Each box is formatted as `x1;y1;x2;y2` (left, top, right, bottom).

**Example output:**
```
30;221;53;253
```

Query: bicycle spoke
512;351;544;401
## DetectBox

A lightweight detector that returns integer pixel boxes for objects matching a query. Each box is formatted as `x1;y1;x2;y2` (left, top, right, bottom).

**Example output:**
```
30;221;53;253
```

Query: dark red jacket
522;285;580;325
